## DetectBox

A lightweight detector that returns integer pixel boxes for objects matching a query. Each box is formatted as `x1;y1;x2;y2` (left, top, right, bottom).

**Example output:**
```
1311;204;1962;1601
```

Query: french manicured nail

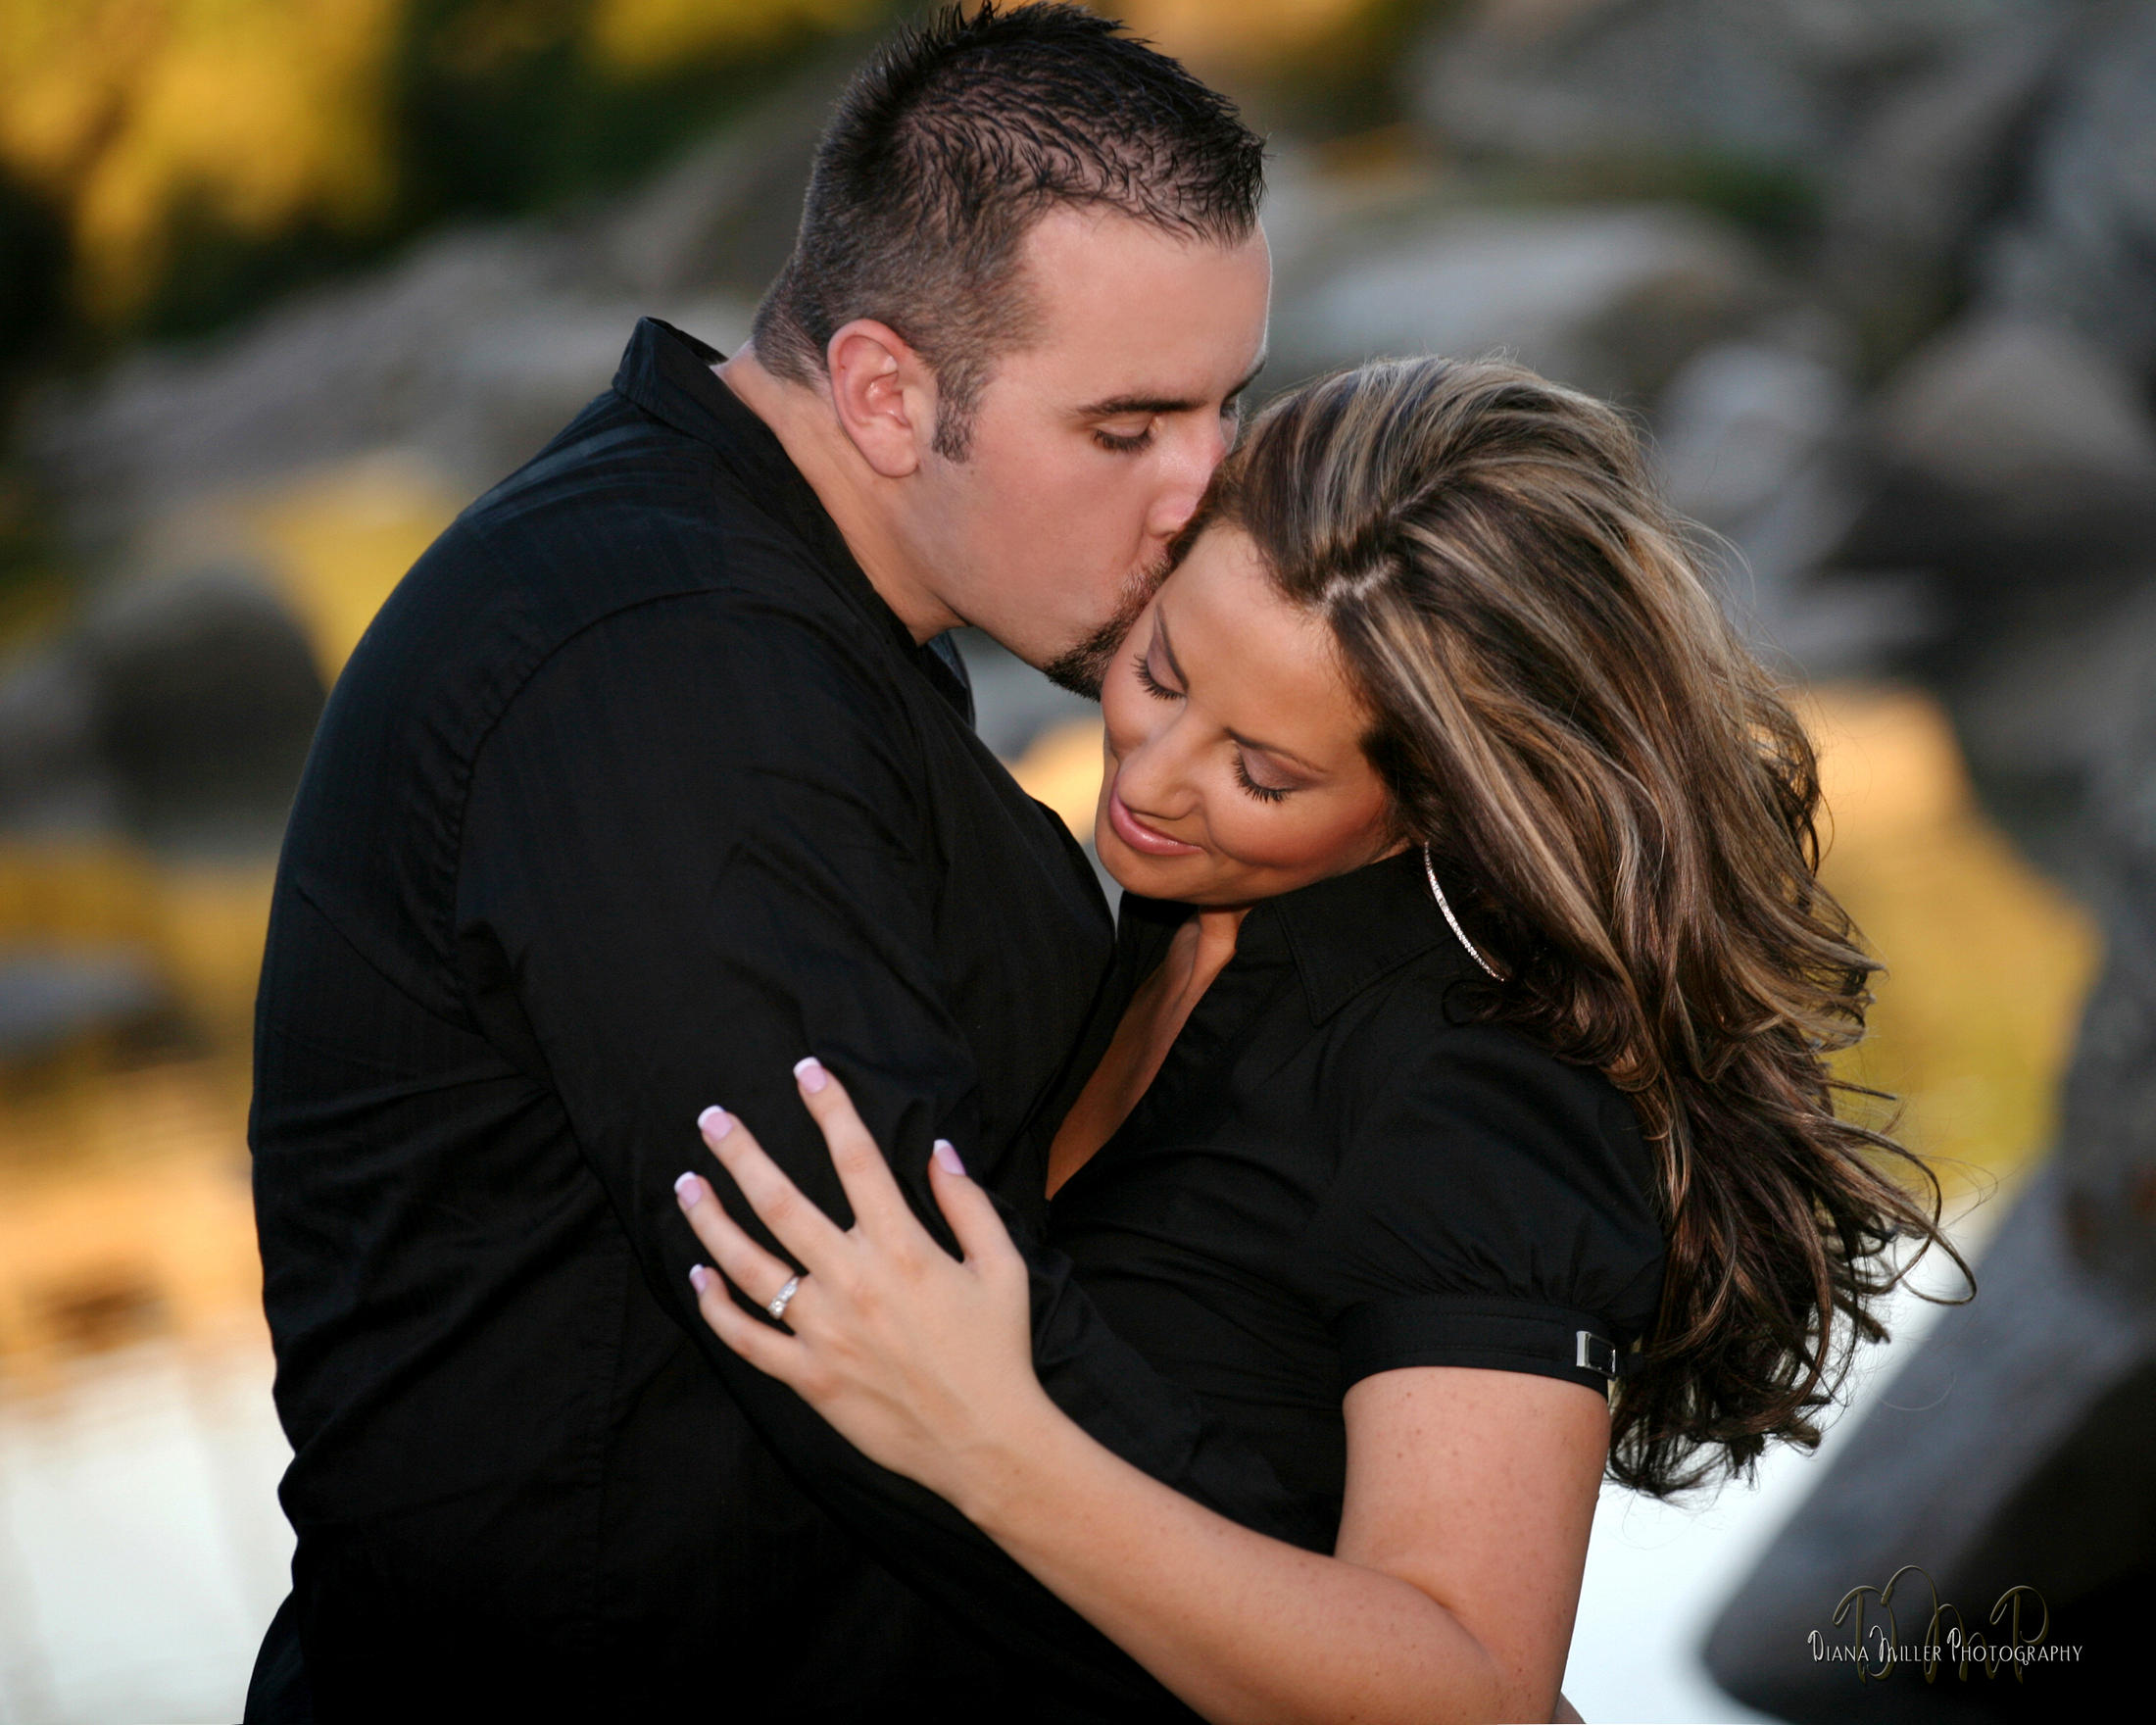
698;1105;733;1141
932;1139;965;1176
793;1057;828;1094
673;1172;703;1208
689;1264;712;1294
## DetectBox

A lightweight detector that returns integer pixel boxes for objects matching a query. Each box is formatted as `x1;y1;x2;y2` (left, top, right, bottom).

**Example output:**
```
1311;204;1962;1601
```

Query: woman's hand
674;1058;1053;1511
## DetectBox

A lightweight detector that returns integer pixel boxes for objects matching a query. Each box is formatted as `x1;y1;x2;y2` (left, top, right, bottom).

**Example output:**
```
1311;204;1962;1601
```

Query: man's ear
825;320;937;479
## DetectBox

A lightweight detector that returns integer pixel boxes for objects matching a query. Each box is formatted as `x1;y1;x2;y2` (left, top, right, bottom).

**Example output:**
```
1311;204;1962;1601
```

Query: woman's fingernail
793;1057;828;1094
698;1105;733;1141
932;1139;965;1176
689;1264;712;1294
674;1172;703;1208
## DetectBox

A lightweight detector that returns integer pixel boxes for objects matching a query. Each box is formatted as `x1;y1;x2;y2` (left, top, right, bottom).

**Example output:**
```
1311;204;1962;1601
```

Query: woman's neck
1187;906;1246;981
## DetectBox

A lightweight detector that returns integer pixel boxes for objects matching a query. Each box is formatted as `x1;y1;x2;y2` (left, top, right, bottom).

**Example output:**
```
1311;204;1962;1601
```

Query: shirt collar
1262;847;1480;1022
610;318;972;724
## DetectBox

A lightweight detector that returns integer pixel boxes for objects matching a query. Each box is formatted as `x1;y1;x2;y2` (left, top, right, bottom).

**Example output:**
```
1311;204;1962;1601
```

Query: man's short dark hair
752;3;1265;460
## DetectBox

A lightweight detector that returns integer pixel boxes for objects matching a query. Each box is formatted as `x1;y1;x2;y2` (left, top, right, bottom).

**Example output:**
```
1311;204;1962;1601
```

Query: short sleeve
1298;1023;1666;1394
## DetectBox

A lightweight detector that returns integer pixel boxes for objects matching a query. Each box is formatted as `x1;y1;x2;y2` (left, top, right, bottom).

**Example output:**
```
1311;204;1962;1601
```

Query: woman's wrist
934;1380;1078;1532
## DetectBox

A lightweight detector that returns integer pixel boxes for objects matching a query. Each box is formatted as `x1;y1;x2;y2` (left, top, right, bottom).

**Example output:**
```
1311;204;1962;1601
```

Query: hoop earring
1422;844;1500;980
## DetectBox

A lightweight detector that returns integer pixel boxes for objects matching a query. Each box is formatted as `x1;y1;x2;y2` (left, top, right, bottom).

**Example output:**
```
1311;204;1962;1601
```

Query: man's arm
454;593;1305;1706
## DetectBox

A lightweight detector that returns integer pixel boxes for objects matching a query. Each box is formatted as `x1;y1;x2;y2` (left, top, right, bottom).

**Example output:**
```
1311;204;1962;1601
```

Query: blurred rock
1703;1165;2156;1721
1837;316;2156;583
79;567;326;856
0;645;116;835
19;55;853;553
1981;0;2156;384
1658;338;1852;529
26;226;752;559
2058;641;2156;1298
1650;334;1930;671
0;948;166;1062
1417;0;2048;167
1273;203;1769;400
1821;6;2070;353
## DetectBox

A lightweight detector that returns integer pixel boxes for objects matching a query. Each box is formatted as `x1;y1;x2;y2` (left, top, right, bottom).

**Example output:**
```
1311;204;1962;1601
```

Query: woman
670;357;1957;1722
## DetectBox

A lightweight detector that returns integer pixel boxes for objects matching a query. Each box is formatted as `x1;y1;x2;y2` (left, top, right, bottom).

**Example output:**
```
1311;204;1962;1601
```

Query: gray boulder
1820;6;2071;353
1648;335;1933;672
1836;315;2156;584
1272;202;1769;400
77;567;327;856
0;950;168;1064
1701;1164;2156;1720
2057;642;2156;1299
1982;0;2156;384
1416;0;2049;167
0;643;116;836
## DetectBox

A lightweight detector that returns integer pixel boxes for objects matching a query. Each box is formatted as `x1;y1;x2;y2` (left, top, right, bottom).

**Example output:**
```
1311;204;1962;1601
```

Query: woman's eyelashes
1132;651;1179;701
1233;756;1290;804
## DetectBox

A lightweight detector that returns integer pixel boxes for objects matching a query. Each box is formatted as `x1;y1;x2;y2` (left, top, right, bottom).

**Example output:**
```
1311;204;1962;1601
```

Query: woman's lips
1105;786;1204;857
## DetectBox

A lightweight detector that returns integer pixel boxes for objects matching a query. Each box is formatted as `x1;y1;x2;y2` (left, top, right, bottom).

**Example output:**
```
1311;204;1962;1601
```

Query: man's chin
1040;626;1119;700
1039;559;1167;699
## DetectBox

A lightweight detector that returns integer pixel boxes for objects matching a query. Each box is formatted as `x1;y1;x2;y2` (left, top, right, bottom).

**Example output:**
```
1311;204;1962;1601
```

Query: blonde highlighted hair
1203;357;1962;1494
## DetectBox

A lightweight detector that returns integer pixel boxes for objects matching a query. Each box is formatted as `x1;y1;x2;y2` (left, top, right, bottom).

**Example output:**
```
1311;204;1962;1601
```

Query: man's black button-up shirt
250;320;1301;1721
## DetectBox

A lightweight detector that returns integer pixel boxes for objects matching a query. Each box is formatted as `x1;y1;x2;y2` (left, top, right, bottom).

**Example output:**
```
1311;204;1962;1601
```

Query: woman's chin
1095;829;1197;901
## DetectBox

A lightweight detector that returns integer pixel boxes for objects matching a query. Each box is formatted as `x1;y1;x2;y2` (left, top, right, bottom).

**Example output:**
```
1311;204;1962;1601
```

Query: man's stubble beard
1040;550;1173;699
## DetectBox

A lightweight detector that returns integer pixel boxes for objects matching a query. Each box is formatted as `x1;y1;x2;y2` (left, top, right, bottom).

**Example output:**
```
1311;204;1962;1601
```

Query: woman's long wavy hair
1203;356;1967;1496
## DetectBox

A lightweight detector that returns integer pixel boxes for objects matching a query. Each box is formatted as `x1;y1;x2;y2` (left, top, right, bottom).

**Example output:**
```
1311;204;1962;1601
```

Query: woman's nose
1112;718;1198;820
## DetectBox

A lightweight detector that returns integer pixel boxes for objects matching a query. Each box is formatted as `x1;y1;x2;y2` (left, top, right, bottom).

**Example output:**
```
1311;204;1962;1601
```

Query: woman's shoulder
1297;957;1667;1384
1337;944;1645;1163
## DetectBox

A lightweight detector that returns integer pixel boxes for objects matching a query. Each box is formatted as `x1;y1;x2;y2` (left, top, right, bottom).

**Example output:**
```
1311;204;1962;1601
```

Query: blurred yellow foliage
245;452;462;678
1112;0;1380;72
0;0;401;320
586;0;878;73
1806;685;2099;1203
1009;715;1106;842
0;0;878;323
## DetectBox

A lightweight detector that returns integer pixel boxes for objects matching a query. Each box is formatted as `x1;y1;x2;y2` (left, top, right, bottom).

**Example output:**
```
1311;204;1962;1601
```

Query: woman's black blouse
1049;848;1666;1545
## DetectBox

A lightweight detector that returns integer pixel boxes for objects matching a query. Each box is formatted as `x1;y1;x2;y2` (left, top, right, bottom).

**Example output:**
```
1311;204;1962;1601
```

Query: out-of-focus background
0;2;2149;1719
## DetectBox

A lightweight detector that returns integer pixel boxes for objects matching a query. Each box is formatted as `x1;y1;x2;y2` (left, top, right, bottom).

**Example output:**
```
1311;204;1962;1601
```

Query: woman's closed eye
1133;650;1180;701
1233;755;1291;803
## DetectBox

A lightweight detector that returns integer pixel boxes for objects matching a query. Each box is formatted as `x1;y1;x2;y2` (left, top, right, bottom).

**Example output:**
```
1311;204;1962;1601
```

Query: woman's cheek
1212;795;1359;874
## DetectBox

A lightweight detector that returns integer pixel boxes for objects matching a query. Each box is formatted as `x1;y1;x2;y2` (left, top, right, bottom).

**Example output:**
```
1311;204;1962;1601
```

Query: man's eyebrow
1074;357;1267;421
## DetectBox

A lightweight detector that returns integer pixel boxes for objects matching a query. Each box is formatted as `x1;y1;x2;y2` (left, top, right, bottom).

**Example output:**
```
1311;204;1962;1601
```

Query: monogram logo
1808;1567;2079;1684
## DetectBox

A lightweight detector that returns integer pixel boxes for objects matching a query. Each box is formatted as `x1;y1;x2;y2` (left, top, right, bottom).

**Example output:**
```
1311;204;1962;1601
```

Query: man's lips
1104;786;1204;857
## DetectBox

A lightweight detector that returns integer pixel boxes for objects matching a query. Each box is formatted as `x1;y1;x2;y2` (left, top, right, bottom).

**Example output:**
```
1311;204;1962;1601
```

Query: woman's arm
679;1062;1606;1724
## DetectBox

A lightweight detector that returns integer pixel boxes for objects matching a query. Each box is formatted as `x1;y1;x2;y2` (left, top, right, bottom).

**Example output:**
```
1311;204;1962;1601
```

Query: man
246;7;1297;1719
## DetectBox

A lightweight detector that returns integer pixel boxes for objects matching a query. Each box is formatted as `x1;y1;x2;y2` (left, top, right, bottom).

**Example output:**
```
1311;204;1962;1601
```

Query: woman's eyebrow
1154;609;1189;687
1230;730;1322;776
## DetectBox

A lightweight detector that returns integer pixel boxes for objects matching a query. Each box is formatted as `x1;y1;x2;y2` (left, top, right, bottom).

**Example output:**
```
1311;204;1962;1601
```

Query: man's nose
1146;414;1231;539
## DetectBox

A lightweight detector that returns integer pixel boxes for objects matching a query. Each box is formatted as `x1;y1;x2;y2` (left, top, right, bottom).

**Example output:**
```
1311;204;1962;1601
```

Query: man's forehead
1008;209;1270;404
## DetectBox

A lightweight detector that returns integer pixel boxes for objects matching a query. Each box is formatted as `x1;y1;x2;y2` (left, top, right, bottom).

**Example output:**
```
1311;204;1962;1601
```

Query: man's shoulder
447;388;826;613
350;386;871;695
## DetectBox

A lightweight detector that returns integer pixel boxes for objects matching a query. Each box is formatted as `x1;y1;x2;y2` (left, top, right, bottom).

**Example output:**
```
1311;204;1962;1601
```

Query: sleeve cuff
1337;1295;1636;1394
